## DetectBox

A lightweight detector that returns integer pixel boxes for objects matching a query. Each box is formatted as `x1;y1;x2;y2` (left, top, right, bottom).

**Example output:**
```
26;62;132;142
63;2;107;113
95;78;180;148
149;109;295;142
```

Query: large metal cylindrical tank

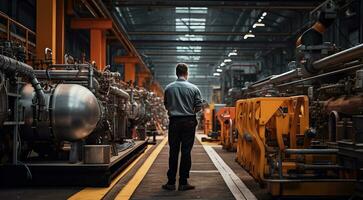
51;84;101;141
20;84;101;141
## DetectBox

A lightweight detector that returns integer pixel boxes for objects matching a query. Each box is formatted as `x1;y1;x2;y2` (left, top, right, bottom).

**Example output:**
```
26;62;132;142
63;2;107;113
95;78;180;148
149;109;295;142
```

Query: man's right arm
164;88;168;110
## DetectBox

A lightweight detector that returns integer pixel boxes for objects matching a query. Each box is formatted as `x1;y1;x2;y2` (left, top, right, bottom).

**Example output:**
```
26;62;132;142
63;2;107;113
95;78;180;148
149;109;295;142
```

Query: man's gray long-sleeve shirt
164;78;203;117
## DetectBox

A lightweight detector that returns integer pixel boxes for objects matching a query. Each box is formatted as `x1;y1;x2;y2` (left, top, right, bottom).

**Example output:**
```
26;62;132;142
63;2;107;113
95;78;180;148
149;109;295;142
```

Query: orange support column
90;29;103;69
137;73;149;87
36;0;57;62
101;31;106;68
71;19;112;70
56;0;65;64
90;29;106;69
114;56;139;84
124;62;136;84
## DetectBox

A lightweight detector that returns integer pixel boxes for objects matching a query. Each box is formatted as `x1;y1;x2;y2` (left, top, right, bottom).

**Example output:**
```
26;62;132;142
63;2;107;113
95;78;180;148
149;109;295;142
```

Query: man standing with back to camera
162;63;203;191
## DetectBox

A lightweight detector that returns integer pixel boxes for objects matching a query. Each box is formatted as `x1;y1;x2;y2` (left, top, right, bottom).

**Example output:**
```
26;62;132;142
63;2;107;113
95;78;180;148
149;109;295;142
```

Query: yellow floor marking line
114;136;168;200
68;144;154;200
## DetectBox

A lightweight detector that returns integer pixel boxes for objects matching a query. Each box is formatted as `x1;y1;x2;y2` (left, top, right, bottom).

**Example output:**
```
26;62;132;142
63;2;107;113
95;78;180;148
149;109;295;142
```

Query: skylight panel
175;7;208;14
176;46;202;53
177;56;201;61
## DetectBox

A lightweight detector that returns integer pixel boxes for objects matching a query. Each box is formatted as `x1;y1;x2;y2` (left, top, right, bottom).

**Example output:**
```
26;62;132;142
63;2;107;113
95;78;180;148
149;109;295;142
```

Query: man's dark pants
167;116;197;185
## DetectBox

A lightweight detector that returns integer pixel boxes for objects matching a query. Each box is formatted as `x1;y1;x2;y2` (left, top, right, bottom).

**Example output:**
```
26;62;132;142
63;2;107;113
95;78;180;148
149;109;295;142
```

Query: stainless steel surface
83;145;111;164
0;76;7;125
34;70;90;80
355;70;363;89
20;84;53;140
250;69;302;90
277;63;363;88
0;55;46;107
313;43;363;71
51;84;101;141
284;149;338;154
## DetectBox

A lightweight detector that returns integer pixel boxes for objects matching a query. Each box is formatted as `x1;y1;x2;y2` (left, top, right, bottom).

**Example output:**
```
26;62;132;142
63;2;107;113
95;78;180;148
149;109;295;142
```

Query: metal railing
0;11;36;60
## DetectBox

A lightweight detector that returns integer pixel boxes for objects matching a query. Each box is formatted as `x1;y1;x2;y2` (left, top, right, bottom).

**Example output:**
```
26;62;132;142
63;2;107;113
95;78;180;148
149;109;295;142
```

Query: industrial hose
0;55;46;107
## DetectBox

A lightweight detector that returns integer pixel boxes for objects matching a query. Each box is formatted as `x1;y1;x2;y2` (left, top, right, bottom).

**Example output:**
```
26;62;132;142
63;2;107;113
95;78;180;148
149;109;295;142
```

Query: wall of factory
260;1;363;80
323;0;362;47
64;16;90;62
0;0;36;31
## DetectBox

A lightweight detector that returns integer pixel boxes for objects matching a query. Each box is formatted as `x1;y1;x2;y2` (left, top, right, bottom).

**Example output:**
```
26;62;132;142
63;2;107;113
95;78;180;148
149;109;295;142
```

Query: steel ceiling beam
151;60;223;64
138;47;261;51
131;24;254;28
110;44;268;51
144;53;254;59
131;40;290;48
128;31;291;36
110;1;320;10
141;50;256;54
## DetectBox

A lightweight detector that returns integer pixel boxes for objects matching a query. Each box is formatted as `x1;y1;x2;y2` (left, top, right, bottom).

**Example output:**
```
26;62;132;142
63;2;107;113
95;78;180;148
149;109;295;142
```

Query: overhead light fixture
262;12;267;17
220;62;226;67
224;59;232;63
249;30;252;33
253;22;265;28
228;52;237;57
260;16;264;20
258;19;262;22
243;33;255;39
216;68;223;72
213;72;221;76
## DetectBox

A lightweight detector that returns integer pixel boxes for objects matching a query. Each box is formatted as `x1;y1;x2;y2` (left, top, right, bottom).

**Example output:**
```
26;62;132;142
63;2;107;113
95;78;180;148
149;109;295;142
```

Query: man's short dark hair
176;63;188;77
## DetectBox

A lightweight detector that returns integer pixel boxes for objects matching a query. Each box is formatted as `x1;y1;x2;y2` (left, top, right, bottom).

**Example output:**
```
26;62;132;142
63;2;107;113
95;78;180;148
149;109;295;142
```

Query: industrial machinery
216;107;236;151
234;0;363;197
201;104;226;141
203;104;214;135
0;44;167;186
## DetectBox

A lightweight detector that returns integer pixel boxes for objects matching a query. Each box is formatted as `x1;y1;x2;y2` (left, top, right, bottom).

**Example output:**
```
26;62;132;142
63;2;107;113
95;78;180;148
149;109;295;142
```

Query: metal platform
0;140;148;187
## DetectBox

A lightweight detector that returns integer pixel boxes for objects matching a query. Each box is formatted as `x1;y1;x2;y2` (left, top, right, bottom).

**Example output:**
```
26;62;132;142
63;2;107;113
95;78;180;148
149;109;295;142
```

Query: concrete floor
131;140;236;200
0;133;352;200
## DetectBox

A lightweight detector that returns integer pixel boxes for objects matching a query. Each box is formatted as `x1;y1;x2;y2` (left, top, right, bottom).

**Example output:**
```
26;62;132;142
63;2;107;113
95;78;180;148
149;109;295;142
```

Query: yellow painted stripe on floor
68;144;153;200
115;137;168;200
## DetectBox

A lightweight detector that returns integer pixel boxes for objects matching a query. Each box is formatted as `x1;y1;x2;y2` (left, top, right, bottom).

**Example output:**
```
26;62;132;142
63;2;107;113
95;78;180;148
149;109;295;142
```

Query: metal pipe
312;43;363;72
228;119;233;146
284;149;338;154
296;164;341;170
270;68;302;83
89;66;94;90
49;64;91;68
277;63;363;88
34;70;90;80
128;31;291;36
109;86;130;100
0;55;45;107
250;76;273;89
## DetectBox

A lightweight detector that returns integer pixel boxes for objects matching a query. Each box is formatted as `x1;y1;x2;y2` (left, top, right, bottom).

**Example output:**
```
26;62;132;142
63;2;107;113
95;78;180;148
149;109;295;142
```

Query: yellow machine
235;96;354;196
203;104;214;135
216;107;236;151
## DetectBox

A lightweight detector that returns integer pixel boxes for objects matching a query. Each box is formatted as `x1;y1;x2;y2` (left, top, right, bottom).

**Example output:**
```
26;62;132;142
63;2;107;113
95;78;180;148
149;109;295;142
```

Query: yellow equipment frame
235;96;355;196
216;107;236;151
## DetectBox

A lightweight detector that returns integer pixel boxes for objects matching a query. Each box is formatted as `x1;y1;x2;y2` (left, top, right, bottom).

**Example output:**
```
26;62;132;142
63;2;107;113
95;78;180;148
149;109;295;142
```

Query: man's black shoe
162;183;176;191
178;183;195;191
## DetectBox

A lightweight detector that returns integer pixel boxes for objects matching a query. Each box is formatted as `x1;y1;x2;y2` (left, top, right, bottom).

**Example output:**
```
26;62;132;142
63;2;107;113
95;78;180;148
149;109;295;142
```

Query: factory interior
0;0;363;199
